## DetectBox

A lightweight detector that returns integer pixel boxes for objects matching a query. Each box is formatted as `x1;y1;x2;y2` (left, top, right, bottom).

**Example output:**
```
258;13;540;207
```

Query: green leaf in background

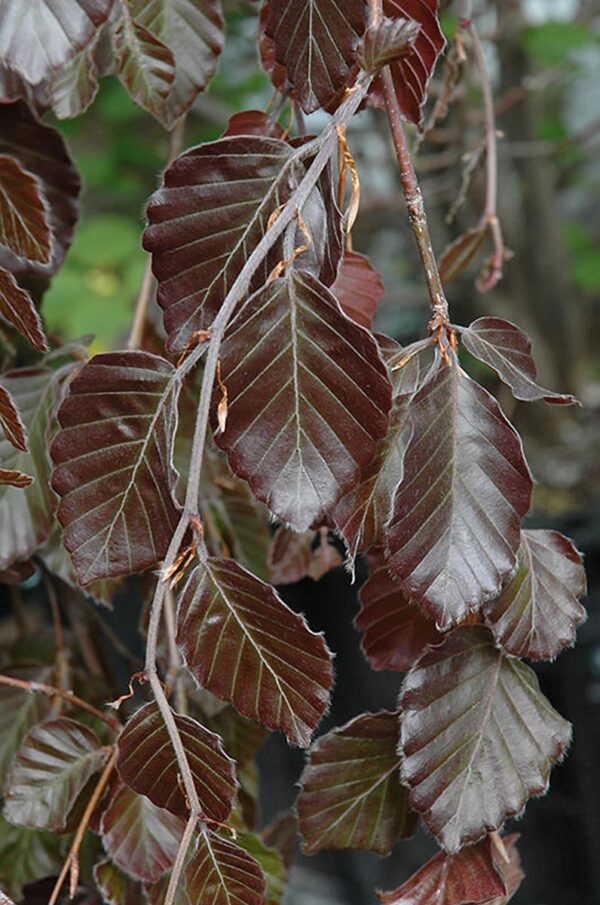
522;22;595;66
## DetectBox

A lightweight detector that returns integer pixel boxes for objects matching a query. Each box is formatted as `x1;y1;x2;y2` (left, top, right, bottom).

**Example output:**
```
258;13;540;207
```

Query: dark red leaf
185;830;265;905
461;317;579;405
215;270;391;531
0;0;112;86
330;250;385;328
400;625;571;852
3;717;109;831
116;701;237;822
0;101;80;277
387;360;532;630
94;859;143;905
263;0;366;114
223;110;285;139
297;710;416;855
143;136;342;351
267;527;342;584
486;835;524;904
100;783;185;884
51;352;182;585
0;266;49;352
355;555;443;671
484;529;586;660
359;16;421;73
0;384;27;452
260;812;297;872
259;1;288;96
176;557;333;747
378;835;507;905
0;155;51;265
0;665;53;793
0;469;33;488
439;224;487;284
114;13;176;124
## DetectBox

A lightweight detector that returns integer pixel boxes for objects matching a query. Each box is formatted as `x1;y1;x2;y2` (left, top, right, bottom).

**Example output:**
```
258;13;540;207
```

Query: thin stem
0;673;120;731
164;586;187;715
164;814;197;905
42;570;69;716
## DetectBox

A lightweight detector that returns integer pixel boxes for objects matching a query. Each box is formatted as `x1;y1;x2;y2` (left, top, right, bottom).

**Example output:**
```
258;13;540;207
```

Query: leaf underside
331;250;385;329
0;154;51;264
184;830;266;905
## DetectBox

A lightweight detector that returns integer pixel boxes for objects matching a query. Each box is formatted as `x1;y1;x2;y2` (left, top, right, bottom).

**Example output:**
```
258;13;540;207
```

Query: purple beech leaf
0;665;53;794
205;707;267;768
234;833;285;905
114;13;176;124
125;0;223;129
215;270;391;531
355;554;443;671
263;0;366;114
39;522;123;609
0;0;112;87
51;351;182;585
330;250;385;329
297;710;416;855
0;267;49;352
461;317;579;405
116;701;237;822
176;557;334;747
267;526;342;585
0;155;51;265
259;1;288;97
0;813;68;902
0;102;80;277
45;41;100;119
379;334;421;398
184;830;266;905
387;361;532;630
485;835;524;905
0;384;27;452
0;369;58;569
400;625;572;852
223;110;285;140
143;136;342;351
359;16;421;73
484;529;586;660
439;224;487;284
0;469;33;489
94;859;143;905
3;717;109;831
100;783;186;883
378;834;507;905
370;0;446;126
260;812;297;872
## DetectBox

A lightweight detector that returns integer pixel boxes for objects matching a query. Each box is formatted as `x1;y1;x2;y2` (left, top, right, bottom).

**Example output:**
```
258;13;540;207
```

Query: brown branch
0;672;120;731
42;570;69;717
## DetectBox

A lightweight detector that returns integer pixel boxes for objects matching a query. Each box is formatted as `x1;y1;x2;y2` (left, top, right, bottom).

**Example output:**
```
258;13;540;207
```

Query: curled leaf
439;224;487;284
358;16;421;73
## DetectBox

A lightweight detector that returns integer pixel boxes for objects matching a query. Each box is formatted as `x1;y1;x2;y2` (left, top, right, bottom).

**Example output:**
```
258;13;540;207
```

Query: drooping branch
0;672;120;731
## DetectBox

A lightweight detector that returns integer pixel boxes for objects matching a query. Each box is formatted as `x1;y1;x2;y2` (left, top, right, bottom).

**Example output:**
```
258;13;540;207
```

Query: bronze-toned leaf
484;529;586;660
0;813;67;902
400;625;571;852
177;557;333;747
0;266;48;352
114;13;176;124
116;701;237;822
0;155;51;265
94;859;144;905
267;527;342;585
0;384;27;452
215;270;391;531
184;830;265;905
0;665;52;794
359;16;421;73
51;352;182;585
235;833;285;905
387;361;532;630
223;110;285;139
330;250;385;329
439;225;487;284
298;710;416;855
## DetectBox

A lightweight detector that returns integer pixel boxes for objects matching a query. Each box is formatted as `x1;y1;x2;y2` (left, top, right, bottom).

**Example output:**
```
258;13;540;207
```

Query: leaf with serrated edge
387;361;532;630
263;0;365;114
185;830;265;905
378;835;506;905
400;625;572;852
331;250;385;329
0;267;48;351
484;529;586;660
100;784;185;883
268;526;341;584
356;555;443;671
94;859;143;905
0;155;51;264
298;710;416;855
116;701;237;821
143;136;342;351
3;717;108;830
51;351;182;585
461;317;578;405
359;16;421;73
115;14;176;124
177;557;333;747
223;110;285;139
485;835;524;905
0;384;26;451
216;269;391;531
0;666;52;794
235;833;285;905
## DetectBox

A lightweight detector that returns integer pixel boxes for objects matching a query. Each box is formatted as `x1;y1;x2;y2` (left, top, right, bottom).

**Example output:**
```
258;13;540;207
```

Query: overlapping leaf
331;250;385;328
3;717;109;830
0;267;48;352
116;701;237;821
0;155;51;264
114;13;176;124
94;859;143;905
143;136;342;351
359;15;421;73
263;0;365;113
0;0;112;86
45;41;100;119
461;317;578;404
378;835;507;905
0;666;52;793
400;625;571;852
484;529;586;660
223;110;285;140
184;830;265;905
0;385;26;453
235;833;285;905
216;270;391;530
298;710;416;855
176;557;333;747
100;784;185;883
0;369;58;568
0;813;67;902
387;361;532;629
51;352;182;585
439;225;487;284
0;101;80;276
356;556;443;671
268;526;342;584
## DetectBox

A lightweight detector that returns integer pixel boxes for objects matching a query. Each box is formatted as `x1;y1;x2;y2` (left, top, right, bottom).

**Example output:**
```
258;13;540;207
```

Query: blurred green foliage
522;21;597;66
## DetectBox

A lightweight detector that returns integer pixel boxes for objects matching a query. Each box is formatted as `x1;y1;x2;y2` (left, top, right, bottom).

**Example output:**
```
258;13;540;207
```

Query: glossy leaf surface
400;626;571;852
51;351;181;584
298;710;416;855
0;666;52;793
461;317;578;405
0;814;66;902
268;526;342;584
0;155;51;264
359;16;420;72
114;14;176;124
331;250;385;329
387;362;532;629
177;557;333;746
236;833;285;905
0;266;48;352
116;701;237;821
3;717;108;830
184;830;265;905
216;270;391;531
484;529;586;660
